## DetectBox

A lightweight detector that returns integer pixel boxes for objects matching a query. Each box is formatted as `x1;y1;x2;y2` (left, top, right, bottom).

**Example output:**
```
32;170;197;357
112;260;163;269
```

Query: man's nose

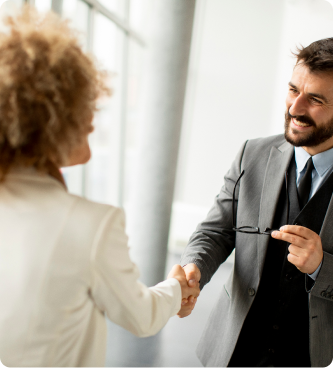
289;95;307;116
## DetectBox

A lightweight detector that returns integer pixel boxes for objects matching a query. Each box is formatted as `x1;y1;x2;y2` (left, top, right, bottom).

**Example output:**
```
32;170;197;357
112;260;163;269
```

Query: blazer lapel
319;194;333;254
257;141;294;276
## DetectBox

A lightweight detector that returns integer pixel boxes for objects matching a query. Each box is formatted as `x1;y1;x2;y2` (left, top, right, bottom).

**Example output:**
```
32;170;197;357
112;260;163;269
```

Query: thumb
188;279;197;287
183;263;201;287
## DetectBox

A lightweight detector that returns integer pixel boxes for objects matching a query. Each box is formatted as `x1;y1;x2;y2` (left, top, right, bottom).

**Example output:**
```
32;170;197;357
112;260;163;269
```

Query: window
34;0;51;12
24;0;152;208
0;0;24;31
98;0;127;19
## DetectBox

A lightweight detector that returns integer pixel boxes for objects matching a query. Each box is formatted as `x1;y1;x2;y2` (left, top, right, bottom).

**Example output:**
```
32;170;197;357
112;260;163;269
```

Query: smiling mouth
292;118;312;128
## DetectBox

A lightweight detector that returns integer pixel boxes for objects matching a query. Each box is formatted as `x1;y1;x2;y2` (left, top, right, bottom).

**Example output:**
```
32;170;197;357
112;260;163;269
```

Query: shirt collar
294;146;333;177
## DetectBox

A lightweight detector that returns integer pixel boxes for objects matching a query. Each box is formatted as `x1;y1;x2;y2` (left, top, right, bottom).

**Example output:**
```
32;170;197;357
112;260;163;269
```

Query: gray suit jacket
181;134;333;367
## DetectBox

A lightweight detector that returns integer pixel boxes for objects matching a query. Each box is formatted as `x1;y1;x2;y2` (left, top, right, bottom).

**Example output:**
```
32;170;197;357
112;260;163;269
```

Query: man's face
285;64;333;155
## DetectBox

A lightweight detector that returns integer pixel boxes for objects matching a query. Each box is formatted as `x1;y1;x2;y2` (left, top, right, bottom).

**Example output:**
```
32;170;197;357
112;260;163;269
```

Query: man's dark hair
294;38;333;72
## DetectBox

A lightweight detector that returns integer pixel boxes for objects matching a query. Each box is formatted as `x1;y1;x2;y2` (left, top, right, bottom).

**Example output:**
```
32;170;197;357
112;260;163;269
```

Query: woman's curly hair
0;5;110;180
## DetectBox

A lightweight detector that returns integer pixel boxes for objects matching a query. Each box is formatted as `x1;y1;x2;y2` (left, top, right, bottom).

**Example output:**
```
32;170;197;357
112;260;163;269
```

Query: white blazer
0;168;181;367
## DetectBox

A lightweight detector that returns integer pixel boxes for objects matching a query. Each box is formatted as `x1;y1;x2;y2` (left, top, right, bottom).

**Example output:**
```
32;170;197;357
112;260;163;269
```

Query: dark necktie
297;157;314;210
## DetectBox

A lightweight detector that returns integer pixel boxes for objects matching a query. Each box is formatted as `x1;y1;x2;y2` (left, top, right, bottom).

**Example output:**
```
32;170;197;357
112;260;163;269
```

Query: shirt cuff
308;261;323;280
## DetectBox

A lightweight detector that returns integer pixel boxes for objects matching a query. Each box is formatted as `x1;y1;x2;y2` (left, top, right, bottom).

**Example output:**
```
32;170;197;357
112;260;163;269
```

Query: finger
177;303;195;318
177;297;198;315
181;298;188;306
189;285;201;298
177;308;192;318
177;310;192;318
188;295;195;304
271;230;304;247
288;244;302;257
189;296;199;303
279;225;315;240
287;252;300;267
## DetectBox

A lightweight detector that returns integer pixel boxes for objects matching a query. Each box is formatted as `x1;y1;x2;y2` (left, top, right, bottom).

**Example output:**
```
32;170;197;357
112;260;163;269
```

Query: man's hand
167;265;200;311
177;263;201;318
271;225;323;274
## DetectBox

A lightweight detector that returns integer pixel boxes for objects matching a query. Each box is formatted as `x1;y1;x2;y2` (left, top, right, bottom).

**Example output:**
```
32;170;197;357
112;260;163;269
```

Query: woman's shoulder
8;167;123;217
68;192;124;225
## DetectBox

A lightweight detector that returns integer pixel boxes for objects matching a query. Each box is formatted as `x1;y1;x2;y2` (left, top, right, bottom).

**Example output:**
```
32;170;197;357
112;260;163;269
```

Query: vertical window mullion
51;0;62;15
117;0;130;206
82;2;95;199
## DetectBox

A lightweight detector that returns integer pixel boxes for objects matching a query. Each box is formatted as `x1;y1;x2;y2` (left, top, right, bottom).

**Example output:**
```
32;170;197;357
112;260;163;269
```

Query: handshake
167;263;201;318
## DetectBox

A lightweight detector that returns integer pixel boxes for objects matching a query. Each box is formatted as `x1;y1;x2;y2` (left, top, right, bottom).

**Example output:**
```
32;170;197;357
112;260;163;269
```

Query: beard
284;110;333;147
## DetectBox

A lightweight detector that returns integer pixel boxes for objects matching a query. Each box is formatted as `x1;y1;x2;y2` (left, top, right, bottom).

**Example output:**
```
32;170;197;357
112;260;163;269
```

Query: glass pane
0;0;23;32
98;0;127;19
129;0;154;35
85;11;124;205
122;39;144;208
61;0;90;195
62;0;89;50
0;0;22;9
35;0;52;12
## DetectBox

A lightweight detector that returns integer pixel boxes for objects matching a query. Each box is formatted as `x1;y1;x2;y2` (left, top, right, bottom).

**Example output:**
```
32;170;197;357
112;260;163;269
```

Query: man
179;38;333;367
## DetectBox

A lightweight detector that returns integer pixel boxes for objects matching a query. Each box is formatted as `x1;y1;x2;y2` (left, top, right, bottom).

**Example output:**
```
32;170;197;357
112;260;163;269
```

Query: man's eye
310;97;322;104
289;88;298;94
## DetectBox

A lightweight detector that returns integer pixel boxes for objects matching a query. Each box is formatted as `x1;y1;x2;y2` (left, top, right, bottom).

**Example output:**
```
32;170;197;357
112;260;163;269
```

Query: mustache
287;110;316;126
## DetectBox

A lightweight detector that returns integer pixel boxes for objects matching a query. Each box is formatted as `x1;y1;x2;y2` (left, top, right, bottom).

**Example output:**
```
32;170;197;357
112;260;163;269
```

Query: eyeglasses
232;170;289;235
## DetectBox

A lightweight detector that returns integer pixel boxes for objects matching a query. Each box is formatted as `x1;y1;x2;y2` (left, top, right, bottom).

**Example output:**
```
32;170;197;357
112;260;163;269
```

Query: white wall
169;0;333;253
175;0;285;208
271;0;333;134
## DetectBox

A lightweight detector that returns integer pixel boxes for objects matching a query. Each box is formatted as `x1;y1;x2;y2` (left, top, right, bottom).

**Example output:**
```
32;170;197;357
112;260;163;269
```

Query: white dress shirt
294;146;333;280
0;168;181;367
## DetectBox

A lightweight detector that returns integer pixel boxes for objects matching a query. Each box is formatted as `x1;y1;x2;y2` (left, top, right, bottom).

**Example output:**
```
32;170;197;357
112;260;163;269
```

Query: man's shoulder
244;134;291;154
247;133;288;149
239;134;292;168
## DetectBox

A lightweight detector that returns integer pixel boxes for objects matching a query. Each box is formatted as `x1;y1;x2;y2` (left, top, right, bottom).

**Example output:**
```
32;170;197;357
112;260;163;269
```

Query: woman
0;7;199;367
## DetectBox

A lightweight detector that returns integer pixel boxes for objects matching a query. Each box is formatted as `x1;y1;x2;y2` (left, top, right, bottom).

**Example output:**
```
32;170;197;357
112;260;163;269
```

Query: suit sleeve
89;208;182;337
180;140;248;289
308;251;333;301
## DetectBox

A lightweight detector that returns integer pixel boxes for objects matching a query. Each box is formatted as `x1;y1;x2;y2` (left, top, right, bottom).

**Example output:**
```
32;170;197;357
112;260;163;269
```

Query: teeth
294;119;310;127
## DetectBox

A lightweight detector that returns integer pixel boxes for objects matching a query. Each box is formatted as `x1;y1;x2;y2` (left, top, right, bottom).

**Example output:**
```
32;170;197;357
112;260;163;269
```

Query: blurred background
1;0;333;366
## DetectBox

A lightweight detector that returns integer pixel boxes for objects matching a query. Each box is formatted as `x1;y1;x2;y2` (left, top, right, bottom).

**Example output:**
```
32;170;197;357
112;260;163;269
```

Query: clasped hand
167;263;201;318
167;264;200;315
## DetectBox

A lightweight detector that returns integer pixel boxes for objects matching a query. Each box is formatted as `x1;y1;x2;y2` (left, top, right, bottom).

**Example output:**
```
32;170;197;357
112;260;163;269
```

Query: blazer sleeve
307;251;333;301
180;140;248;289
89;208;182;337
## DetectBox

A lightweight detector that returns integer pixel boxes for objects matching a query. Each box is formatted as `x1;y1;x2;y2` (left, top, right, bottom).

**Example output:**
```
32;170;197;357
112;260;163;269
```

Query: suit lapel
319;194;333;254
257;141;294;276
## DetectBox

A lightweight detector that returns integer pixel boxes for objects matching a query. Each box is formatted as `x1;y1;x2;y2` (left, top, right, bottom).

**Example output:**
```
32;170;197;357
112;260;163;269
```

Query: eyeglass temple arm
285;171;289;226
232;170;245;228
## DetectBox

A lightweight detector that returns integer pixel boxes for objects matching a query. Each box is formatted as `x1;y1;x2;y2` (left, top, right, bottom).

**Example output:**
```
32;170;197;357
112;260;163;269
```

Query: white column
51;0;62;14
128;0;196;286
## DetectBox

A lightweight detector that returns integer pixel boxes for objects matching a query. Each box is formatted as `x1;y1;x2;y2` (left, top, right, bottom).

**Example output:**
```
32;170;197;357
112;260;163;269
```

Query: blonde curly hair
0;5;110;180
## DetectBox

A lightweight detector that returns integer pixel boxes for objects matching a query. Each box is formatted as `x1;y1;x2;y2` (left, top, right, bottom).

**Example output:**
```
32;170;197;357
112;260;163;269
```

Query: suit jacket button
248;288;255;296
321;291;327;297
286;273;293;281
